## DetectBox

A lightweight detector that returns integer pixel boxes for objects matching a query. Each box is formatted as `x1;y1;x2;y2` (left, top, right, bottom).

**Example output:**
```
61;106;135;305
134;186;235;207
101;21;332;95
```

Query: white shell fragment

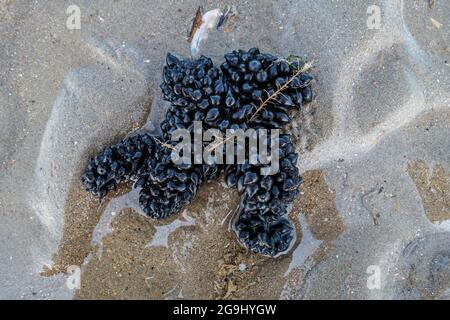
190;9;223;58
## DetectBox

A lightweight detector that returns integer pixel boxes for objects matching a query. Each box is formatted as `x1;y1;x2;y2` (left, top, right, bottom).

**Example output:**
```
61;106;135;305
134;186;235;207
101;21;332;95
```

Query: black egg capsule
248;59;262;72
256;71;268;83
206;108;220;123
301;87;313;102
243;172;258;185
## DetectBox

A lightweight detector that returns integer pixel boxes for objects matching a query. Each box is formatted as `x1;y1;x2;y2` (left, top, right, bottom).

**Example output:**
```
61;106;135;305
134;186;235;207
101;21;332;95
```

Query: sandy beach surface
0;0;449;299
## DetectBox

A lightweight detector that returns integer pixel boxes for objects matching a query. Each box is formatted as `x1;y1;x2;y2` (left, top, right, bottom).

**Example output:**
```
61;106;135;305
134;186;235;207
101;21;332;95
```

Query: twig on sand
154;136;177;151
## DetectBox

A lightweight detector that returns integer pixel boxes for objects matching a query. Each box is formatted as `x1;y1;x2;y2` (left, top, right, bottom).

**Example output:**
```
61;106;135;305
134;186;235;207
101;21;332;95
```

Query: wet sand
0;0;449;299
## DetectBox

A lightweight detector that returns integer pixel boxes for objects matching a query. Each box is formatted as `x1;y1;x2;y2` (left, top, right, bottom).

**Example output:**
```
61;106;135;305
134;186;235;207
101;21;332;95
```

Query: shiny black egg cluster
81;133;158;198
160;49;314;134
81;48;314;257
233;212;295;257
160;54;229;135
135;140;204;219
225;133;301;257
220;48;313;129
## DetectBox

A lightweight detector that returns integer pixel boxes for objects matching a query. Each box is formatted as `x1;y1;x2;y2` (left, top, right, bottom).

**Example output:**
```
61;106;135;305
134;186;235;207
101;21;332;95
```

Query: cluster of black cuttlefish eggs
81;48;314;257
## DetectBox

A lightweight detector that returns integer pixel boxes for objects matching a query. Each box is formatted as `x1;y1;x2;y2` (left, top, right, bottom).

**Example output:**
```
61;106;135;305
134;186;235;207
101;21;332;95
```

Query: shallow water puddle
147;210;196;248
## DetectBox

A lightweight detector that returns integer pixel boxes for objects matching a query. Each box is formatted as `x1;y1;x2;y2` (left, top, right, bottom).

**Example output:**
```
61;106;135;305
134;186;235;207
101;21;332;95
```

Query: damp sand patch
408;160;450;224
